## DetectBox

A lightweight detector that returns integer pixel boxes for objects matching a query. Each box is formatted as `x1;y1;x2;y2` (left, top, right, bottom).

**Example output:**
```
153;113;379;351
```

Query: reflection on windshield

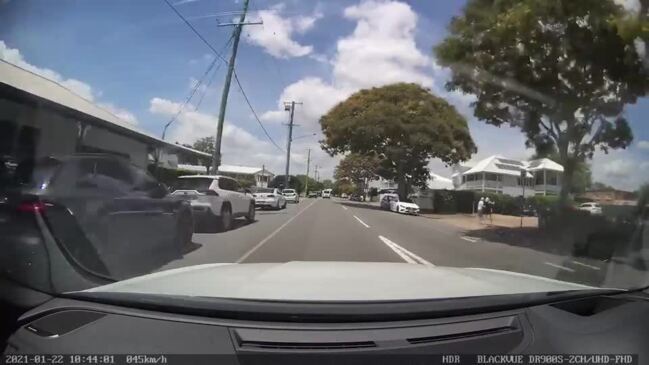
0;0;648;306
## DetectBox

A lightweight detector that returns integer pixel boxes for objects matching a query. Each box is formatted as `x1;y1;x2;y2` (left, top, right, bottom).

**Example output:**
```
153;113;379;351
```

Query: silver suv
171;175;255;231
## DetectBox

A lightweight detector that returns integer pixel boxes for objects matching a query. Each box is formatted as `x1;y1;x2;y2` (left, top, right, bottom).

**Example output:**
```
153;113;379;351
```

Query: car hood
397;202;419;208
82;262;599;301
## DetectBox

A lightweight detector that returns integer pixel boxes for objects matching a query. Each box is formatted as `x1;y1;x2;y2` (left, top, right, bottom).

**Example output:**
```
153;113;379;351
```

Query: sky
0;0;648;190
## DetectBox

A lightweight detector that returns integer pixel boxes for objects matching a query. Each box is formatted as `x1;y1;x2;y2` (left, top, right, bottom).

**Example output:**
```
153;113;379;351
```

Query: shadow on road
465;226;574;256
339;201;383;211
181;241;203;255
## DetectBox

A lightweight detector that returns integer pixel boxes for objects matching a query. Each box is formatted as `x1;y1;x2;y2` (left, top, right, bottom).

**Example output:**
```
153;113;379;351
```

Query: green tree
321;179;334;189
333;153;380;194
320;83;476;199
189;136;215;172
269;175;304;193
296;174;323;193
436;0;649;205
591;181;615;190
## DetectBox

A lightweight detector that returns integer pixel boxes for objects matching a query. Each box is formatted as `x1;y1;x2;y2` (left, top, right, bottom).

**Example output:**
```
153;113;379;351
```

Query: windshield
1;0;648;311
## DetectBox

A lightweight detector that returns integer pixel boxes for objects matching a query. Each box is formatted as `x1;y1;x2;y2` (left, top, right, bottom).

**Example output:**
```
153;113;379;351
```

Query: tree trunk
557;139;573;207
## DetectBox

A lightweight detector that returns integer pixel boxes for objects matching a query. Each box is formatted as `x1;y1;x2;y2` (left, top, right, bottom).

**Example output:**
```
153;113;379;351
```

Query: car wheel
219;204;232;232
246;202;255;223
174;210;194;252
282;201;287;209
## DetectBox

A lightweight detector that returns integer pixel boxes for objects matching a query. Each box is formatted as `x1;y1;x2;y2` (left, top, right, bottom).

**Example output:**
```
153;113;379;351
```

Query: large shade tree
436;0;649;204
320;83;476;199
334;153;380;194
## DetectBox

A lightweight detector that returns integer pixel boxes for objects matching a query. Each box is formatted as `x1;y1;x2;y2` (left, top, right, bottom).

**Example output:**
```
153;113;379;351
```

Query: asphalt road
159;198;643;288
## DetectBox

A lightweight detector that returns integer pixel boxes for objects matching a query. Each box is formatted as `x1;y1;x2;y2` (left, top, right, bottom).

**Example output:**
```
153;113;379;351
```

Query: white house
177;163;275;187
452;155;563;197
366;172;454;192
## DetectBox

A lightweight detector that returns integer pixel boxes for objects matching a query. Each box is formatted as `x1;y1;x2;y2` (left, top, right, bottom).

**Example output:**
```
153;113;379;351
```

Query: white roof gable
218;164;273;175
460;155;563;176
428;173;454;190
525;158;564;172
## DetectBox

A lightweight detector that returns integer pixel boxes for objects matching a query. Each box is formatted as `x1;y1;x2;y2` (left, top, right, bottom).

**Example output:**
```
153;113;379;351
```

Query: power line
233;70;284;152
161;0;229;65
194;35;235;111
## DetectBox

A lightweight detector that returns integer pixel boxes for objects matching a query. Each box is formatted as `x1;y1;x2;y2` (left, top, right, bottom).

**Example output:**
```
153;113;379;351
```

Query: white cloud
243;5;321;58
0;40;137;123
99;103;139;125
173;0;199;5
602;159;634;178
149;97;293;172
591;149;649;191
637;140;649;150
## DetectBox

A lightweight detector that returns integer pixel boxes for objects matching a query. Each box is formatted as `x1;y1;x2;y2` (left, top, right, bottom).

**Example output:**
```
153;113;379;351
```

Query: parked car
341;193;348;199
378;188;398;203
307;191;318;198
171;175;255;231
322;188;332;198
579;202;603;215
389;196;420;215
349;193;364;202
380;193;399;210
282;188;299;203
0;154;194;283
251;187;286;210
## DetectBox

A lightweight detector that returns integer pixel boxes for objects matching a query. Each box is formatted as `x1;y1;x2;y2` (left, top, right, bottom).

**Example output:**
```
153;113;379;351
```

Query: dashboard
4;292;649;364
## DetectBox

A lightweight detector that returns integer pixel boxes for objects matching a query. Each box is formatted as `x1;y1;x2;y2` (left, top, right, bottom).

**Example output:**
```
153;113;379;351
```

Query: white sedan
578;202;603;215
252;187;286;210
390;198;420;215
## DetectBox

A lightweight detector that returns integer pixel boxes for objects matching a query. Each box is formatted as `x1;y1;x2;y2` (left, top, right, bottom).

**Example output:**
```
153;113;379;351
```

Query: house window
485;173;499;181
547;171;558;185
535;172;544;185
462;175;466;183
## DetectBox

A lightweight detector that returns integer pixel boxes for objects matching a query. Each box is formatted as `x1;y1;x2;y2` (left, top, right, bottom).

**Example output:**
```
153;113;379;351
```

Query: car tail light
267;194;275;198
17;201;47;213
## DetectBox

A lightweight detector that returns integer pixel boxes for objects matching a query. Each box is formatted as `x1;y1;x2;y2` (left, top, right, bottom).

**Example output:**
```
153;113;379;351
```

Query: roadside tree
320;83;475;199
436;0;649;205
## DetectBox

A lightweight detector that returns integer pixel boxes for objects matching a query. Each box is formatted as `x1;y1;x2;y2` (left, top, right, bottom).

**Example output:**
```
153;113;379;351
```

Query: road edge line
236;199;319;263
378;235;417;264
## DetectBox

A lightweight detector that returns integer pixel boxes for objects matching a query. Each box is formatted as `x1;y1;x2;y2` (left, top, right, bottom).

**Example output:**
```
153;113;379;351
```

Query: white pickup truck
171;175;255;232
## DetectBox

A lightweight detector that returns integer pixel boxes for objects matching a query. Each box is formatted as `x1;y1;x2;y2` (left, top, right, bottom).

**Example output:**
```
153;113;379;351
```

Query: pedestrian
485;197;494;225
477;197;485;223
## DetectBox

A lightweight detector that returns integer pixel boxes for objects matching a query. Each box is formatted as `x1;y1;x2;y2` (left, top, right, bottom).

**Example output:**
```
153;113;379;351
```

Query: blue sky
1;0;648;190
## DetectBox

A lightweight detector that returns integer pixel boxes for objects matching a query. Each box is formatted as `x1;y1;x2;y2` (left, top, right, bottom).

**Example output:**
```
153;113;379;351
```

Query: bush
433;190;458;213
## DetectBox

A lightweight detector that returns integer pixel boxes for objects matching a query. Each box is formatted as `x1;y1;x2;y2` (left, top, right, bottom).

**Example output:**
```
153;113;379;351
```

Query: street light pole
282;101;302;190
305;148;311;195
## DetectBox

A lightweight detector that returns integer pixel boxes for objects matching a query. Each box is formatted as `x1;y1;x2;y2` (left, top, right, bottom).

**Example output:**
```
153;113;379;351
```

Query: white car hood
397;202;419;209
83;262;598;301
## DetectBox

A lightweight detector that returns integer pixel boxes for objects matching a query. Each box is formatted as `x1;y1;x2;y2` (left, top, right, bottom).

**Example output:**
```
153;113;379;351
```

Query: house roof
525;158;564;172
461;155;563;177
0;59;209;159
428;172;454;190
177;164;208;173
218;164;274;175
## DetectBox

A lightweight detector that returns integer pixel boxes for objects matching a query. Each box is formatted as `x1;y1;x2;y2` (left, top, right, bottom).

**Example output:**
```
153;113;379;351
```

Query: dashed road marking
378;235;434;266
571;260;601;270
461;236;480;243
353;215;370;228
342;206;348;210
236;198;319;263
544;262;576;272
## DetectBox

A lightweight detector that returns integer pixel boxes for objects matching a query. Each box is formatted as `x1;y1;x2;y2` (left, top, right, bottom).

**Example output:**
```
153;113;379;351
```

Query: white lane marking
353;215;370;228
236;199;319;263
571;260;601;270
378;235;434;266
342;206;348;210
461;236;480;243
544;262;576;273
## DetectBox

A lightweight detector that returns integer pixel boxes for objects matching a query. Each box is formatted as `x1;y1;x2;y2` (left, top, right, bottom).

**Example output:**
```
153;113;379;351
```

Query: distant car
322;189;332;198
380;193;399;210
579;202;603;215
171;175;255;231
282;189;299;203
0;154;194;282
341;193;348;199
389;196;420;215
349;193;364;202
251;187;286;210
307;191;318;198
